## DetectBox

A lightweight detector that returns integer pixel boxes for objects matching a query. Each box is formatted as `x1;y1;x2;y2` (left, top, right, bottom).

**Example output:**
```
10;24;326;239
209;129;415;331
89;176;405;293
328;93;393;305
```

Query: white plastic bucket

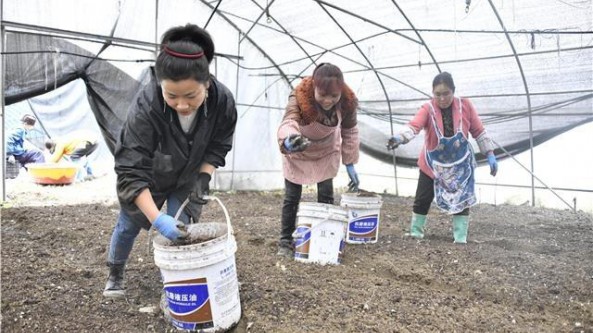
153;196;241;332
293;202;348;265
340;193;383;244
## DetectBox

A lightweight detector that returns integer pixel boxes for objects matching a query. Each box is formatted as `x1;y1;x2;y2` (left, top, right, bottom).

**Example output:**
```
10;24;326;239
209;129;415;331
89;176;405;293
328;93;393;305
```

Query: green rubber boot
452;215;469;244
409;213;427;239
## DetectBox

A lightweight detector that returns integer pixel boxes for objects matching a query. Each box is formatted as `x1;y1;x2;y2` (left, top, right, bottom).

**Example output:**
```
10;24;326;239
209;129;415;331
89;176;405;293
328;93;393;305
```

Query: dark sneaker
103;264;126;298
276;245;294;258
103;284;125;298
83;175;96;182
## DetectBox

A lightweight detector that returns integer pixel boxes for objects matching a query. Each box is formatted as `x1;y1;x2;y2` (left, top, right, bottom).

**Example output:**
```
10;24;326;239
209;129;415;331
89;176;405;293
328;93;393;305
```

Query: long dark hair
155;24;214;83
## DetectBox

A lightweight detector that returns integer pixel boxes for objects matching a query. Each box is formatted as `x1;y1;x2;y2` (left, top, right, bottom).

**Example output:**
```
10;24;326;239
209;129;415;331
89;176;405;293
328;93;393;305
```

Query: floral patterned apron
425;98;477;214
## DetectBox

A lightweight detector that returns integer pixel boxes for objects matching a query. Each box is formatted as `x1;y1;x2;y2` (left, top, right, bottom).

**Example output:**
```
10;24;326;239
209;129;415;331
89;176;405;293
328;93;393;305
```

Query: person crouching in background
6;114;45;169
45;131;99;182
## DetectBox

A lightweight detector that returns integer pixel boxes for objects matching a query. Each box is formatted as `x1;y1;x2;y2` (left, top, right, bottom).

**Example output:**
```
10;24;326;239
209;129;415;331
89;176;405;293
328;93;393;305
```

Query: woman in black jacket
103;24;237;298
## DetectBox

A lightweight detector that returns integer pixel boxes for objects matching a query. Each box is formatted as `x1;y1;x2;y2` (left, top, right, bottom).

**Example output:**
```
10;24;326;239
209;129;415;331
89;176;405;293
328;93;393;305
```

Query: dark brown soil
2;190;593;332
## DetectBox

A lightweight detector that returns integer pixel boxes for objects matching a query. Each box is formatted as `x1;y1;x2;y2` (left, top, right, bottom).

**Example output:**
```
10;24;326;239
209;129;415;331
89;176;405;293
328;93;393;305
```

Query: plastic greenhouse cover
1;0;592;214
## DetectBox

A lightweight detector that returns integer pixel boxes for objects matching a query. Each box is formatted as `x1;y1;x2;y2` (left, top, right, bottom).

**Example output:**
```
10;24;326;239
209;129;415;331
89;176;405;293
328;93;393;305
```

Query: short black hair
21;114;36;126
155;24;214;83
45;139;56;151
432;71;455;93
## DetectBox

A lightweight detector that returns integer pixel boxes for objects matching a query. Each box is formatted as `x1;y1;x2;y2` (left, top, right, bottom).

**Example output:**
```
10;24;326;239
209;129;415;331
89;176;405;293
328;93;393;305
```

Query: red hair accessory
163;46;204;59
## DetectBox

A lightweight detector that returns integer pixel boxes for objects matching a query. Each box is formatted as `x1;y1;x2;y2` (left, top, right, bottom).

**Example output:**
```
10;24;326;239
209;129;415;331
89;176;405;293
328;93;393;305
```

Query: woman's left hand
346;164;360;192
190;172;211;204
487;153;498;176
386;134;404;150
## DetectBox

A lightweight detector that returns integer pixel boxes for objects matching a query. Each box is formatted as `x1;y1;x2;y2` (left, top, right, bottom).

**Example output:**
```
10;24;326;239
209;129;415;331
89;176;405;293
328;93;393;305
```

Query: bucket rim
340;202;382;209
340;193;382;202
154;239;238;270
153;230;232;251
298;202;347;214
296;211;348;222
154;195;235;251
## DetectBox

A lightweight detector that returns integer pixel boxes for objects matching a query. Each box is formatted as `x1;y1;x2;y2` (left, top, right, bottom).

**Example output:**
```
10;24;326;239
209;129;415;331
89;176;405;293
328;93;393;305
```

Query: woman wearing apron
387;72;498;243
276;63;360;257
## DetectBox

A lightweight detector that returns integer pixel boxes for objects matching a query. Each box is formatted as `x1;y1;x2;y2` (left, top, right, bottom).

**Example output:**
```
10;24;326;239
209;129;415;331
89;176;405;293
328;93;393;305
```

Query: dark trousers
70;141;99;161
14;149;45;169
279;178;334;246
413;170;469;216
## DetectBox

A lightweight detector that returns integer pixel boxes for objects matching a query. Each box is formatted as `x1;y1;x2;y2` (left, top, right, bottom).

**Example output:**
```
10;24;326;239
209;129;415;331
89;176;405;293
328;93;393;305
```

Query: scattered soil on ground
2;173;593;332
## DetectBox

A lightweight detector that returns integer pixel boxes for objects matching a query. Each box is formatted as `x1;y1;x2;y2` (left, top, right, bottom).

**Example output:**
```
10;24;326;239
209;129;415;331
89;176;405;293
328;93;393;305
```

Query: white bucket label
165;278;214;330
348;214;379;242
293;204;347;266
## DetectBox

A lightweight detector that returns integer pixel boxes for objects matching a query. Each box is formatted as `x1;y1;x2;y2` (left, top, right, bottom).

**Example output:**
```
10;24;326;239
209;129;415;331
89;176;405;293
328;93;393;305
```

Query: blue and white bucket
293;202;348;265
153;197;241;332
340;193;383;244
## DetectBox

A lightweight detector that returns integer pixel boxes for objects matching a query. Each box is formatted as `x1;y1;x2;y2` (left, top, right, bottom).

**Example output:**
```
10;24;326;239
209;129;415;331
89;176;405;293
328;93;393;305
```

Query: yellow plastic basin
27;163;78;185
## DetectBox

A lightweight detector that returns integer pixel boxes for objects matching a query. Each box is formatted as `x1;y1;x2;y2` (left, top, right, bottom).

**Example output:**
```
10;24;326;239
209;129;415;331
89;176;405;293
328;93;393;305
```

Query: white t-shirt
178;111;198;133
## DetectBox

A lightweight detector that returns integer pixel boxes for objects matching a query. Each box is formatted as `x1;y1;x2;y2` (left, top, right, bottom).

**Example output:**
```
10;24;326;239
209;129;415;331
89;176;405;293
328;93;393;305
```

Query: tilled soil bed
2;183;593;332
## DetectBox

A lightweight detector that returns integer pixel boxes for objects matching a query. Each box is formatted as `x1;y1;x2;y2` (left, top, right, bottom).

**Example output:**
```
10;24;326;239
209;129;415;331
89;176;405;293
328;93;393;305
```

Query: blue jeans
107;194;195;265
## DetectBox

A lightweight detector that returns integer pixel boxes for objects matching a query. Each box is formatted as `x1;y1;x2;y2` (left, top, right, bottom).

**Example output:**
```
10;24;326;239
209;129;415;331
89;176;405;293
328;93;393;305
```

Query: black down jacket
114;68;237;228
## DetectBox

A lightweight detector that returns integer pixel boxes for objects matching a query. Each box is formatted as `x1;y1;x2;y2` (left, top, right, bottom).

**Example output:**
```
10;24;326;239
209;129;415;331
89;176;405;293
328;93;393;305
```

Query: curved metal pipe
247;0;318;84
317;2;400;195
487;0;535;205
240;0;276;43
390;0;441;73
198;0;293;90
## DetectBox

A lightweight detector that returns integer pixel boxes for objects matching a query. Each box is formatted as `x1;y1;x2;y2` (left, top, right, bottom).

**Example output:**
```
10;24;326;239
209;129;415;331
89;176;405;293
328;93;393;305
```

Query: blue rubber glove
346;164;360;192
386;134;404;150
283;134;311;153
153;213;189;241
487;153;498;177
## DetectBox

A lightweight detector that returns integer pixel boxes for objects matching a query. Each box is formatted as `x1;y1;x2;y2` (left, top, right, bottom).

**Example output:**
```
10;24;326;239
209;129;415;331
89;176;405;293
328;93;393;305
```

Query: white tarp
2;0;592;212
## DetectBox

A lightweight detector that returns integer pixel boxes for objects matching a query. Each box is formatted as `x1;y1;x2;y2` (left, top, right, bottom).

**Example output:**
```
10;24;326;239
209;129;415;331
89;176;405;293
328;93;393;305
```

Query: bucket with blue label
340;192;383;244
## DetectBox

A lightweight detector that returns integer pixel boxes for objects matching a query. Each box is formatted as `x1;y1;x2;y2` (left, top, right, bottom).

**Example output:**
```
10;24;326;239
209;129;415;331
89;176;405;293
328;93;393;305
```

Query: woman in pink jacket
276;63;360;257
387;72;498;244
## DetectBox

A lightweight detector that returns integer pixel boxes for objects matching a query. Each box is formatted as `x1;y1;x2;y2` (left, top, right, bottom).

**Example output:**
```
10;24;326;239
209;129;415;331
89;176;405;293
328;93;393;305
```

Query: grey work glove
190;172;211;205
283;134;311;153
386;134;405;150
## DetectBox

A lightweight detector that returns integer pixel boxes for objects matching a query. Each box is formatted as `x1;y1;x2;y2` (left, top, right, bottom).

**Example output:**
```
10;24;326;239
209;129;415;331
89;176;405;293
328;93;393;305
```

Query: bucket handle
147;195;234;256
204;195;234;247
291;213;344;239
174;195;234;247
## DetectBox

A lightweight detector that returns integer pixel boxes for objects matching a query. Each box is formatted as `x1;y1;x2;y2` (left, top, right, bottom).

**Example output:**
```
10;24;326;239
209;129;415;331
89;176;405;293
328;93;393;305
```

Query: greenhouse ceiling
2;0;592;166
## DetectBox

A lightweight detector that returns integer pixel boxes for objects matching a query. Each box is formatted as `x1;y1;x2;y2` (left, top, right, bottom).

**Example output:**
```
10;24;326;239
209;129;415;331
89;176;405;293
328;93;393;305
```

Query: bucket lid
297;202;348;222
153;222;228;248
340;192;382;205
